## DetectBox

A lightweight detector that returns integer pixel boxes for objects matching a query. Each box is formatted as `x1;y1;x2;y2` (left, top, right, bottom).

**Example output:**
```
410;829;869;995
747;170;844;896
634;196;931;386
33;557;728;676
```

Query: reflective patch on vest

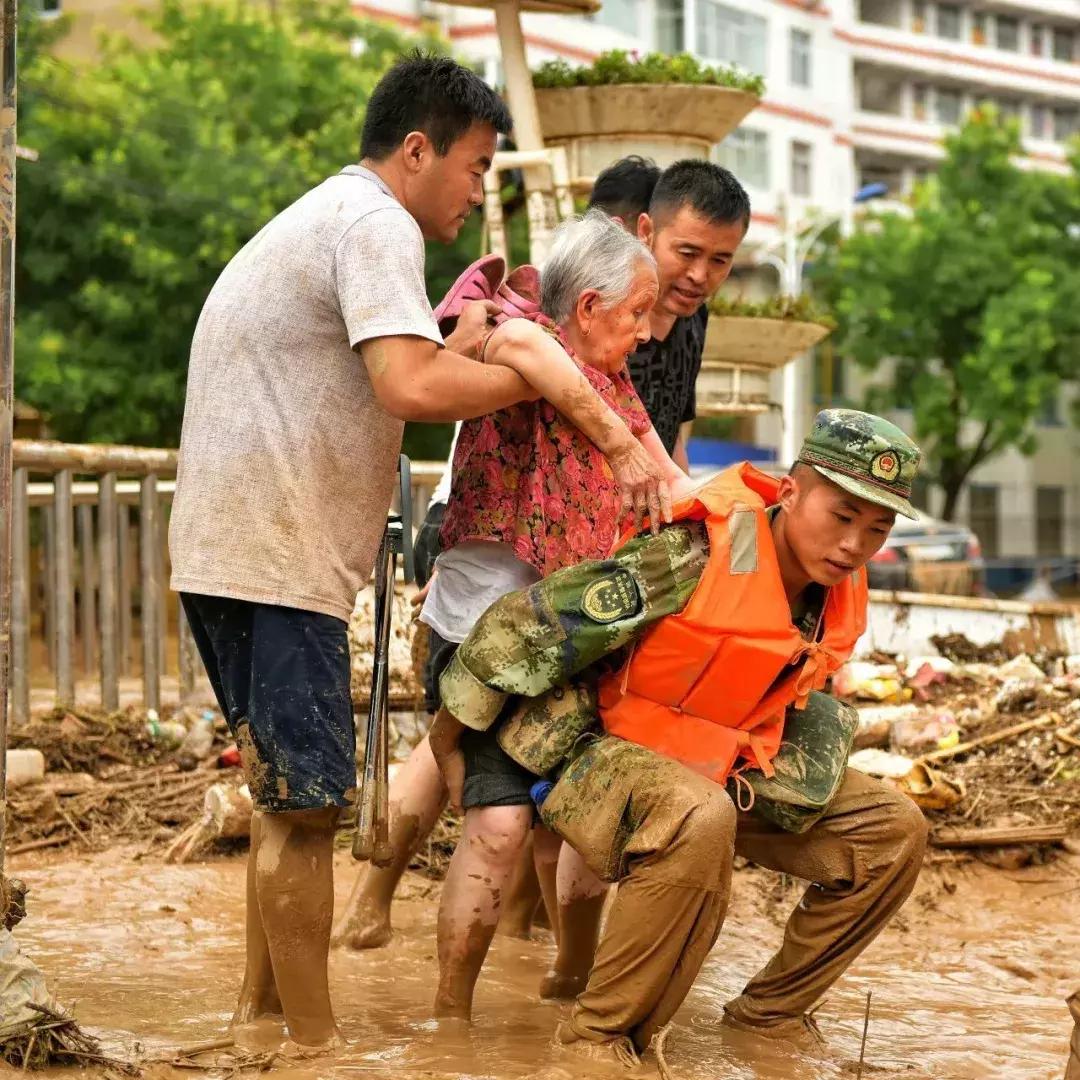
580;569;642;624
729;509;758;575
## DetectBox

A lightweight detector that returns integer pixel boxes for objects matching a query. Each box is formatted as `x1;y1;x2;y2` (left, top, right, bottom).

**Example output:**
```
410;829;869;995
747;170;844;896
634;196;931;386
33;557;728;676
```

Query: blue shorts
181;593;355;813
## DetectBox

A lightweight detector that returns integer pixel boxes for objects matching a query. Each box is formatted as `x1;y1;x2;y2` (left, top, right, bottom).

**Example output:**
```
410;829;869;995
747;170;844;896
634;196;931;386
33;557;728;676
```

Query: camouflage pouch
539;736;646;882
497;679;601;777
729;691;857;834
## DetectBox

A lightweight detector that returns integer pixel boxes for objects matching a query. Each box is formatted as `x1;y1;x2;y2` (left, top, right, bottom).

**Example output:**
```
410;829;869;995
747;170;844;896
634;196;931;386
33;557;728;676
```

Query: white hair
540;209;656;325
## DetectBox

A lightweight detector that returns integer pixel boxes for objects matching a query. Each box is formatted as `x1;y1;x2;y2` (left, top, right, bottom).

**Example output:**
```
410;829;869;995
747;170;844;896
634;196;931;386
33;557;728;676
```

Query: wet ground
9;845;1078;1080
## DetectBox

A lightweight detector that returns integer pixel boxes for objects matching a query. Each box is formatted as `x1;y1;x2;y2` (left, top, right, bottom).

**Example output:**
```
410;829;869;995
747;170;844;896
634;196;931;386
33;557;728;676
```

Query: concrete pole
492;1;556;264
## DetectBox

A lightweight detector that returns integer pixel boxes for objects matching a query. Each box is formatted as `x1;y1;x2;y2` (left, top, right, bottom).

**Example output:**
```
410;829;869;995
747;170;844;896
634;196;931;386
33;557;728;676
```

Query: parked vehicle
868;511;984;595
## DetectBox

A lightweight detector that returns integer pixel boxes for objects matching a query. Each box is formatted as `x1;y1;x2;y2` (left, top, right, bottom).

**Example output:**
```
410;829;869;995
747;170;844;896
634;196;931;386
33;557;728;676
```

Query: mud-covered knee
465;810;532;866
877;790;929;870
681;783;737;855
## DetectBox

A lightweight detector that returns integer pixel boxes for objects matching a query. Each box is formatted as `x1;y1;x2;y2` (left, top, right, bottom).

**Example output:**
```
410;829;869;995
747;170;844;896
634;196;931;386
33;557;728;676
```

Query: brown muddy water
9;847;1078;1079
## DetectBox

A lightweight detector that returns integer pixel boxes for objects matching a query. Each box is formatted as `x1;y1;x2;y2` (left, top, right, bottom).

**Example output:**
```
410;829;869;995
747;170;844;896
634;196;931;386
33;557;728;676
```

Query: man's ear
637;212;655;249
776;473;800;513
401;130;428;174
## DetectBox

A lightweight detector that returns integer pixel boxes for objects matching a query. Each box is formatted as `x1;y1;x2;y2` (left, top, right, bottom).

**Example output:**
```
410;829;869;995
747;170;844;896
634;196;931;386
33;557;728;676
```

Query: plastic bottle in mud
176;711;216;772
146;710;188;750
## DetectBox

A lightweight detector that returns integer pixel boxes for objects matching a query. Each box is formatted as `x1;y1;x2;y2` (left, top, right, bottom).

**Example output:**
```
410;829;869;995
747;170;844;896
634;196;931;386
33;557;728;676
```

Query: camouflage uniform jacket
439;516;826;778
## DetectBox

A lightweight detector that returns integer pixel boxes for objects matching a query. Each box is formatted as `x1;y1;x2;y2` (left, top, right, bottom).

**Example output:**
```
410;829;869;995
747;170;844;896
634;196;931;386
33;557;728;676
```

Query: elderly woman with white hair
419;210;693;1020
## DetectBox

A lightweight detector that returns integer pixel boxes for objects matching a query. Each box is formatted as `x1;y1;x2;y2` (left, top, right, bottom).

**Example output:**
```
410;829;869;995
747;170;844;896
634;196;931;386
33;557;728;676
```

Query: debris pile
5;706;243;858
349;584;421;707
836;640;1080;859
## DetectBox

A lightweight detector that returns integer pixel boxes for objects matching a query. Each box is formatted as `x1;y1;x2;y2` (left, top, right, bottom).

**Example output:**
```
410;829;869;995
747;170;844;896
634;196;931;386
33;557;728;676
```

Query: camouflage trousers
1067;990;1080;1080
541;736;928;1051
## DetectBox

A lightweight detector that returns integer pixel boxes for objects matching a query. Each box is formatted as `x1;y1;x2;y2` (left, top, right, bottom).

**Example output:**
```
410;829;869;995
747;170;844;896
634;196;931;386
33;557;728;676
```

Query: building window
1030;24;1045;57
912;83;929;121
1054;108;1079;142
1036;487;1065;557
790;28;812;88
715;127;769;189
42;0;61;13
934;87;963;126
1053;27;1076;63
696;0;767;75
1029;103;1051;139
655;0;684;54
595;0;641;36
936;4;961;41
995;15;1020;52
911;0;926;33
971;11;988;45
790;140;812;197
968;485;1000;559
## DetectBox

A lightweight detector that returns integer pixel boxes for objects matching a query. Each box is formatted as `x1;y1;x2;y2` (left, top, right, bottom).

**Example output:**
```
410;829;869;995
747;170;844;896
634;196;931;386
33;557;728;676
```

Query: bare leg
531;825;562;947
256;806;341;1047
434;805;533;1019
231;813;283;1027
495;831;544;940
333;735;447;950
540;844;608;1001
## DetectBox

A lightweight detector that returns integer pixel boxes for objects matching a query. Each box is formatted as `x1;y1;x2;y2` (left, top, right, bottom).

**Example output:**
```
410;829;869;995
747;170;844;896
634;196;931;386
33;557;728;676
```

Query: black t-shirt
625;307;709;454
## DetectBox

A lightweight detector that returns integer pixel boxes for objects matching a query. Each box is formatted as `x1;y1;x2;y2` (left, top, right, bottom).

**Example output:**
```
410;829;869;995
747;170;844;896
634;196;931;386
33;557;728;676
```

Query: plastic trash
890;710;960;755
175;711;216;771
4;749;45;790
146;714;187;749
833;662;907;702
854;704;920;749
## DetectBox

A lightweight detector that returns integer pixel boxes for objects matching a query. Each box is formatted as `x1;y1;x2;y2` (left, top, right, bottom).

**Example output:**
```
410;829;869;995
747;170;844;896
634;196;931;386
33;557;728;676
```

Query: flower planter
696;316;831;417
535;83;759;180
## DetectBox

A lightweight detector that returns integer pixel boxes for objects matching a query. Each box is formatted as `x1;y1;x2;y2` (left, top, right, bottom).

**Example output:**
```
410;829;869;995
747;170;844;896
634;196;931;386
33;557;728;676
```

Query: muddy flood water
9;845;1079;1080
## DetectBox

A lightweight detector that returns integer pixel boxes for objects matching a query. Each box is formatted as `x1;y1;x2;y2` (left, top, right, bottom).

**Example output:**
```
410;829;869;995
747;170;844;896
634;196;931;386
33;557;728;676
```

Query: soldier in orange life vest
430;409;929;1068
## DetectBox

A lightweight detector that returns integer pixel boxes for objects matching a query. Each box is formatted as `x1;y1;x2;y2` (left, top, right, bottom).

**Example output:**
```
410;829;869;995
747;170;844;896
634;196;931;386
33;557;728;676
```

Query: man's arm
438;522;710;732
359;334;535;422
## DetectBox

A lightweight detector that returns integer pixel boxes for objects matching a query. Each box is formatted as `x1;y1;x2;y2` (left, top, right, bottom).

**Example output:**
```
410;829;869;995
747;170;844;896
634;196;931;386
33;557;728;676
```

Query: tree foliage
17;1;477;451
814;110;1080;520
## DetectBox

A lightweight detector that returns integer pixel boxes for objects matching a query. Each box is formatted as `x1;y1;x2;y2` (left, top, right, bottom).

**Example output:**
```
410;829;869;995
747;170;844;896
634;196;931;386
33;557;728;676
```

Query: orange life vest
599;462;868;784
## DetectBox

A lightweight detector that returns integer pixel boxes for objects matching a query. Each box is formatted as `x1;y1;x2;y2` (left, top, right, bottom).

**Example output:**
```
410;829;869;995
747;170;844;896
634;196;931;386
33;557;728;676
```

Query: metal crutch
353;455;415;866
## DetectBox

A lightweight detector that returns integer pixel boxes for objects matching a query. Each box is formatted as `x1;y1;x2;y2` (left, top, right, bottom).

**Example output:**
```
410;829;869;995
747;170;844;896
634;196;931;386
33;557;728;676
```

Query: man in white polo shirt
170;53;668;1054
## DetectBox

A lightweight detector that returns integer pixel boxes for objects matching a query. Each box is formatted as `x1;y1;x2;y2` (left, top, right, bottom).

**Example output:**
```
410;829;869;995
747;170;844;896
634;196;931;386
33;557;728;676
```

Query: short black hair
360;52;512;160
648;160;751;230
588;155;662;224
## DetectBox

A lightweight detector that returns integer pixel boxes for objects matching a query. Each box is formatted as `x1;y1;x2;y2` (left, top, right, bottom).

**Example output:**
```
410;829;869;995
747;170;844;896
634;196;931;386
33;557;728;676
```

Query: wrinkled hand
444;300;501;359
608;439;673;535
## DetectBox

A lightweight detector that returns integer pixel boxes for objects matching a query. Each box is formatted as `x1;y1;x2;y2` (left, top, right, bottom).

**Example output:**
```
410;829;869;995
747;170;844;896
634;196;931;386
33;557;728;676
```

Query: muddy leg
495;830;545;940
434;805;533;1019
530;825;561;946
540;843;607;1001
232;813;283;1027
256;806;340;1047
333;735;447;950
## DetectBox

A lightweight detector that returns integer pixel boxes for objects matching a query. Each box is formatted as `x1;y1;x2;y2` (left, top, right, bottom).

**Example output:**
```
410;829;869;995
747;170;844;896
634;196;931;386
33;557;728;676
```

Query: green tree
814;110;1080;520
17;1;480;451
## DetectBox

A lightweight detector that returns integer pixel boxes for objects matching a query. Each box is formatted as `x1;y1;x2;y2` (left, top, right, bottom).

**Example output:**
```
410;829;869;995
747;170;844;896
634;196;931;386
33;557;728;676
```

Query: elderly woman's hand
606;438;673;535
444;300;502;359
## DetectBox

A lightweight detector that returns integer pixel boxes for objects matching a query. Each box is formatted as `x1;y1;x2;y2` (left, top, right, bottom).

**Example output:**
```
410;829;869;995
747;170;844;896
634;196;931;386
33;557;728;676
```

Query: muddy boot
720;1009;837;1063
553;1021;652;1077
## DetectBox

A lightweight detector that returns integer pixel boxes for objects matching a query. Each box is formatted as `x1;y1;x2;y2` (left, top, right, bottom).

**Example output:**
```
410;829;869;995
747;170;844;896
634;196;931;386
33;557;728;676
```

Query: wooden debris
919;714;1059;764
932;823;1068;848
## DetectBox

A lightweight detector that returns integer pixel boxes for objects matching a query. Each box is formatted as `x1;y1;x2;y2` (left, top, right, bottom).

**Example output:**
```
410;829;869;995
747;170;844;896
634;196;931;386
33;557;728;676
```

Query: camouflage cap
797;409;921;519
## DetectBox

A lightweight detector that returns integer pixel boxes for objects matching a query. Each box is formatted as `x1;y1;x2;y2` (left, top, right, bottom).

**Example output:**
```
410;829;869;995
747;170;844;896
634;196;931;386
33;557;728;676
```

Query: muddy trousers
1067;990;1080;1080
552;743;928;1051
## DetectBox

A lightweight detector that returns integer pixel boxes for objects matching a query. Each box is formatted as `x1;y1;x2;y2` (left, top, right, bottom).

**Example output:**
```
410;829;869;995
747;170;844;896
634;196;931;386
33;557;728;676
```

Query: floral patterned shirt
440;319;652;576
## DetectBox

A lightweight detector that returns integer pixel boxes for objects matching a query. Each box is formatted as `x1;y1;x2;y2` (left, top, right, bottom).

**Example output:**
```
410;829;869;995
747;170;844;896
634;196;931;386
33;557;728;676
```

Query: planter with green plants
532;51;764;180
697;295;835;416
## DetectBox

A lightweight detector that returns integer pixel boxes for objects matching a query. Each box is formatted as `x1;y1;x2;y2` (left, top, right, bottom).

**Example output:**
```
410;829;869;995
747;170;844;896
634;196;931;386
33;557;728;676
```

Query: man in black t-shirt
590;158;750;470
